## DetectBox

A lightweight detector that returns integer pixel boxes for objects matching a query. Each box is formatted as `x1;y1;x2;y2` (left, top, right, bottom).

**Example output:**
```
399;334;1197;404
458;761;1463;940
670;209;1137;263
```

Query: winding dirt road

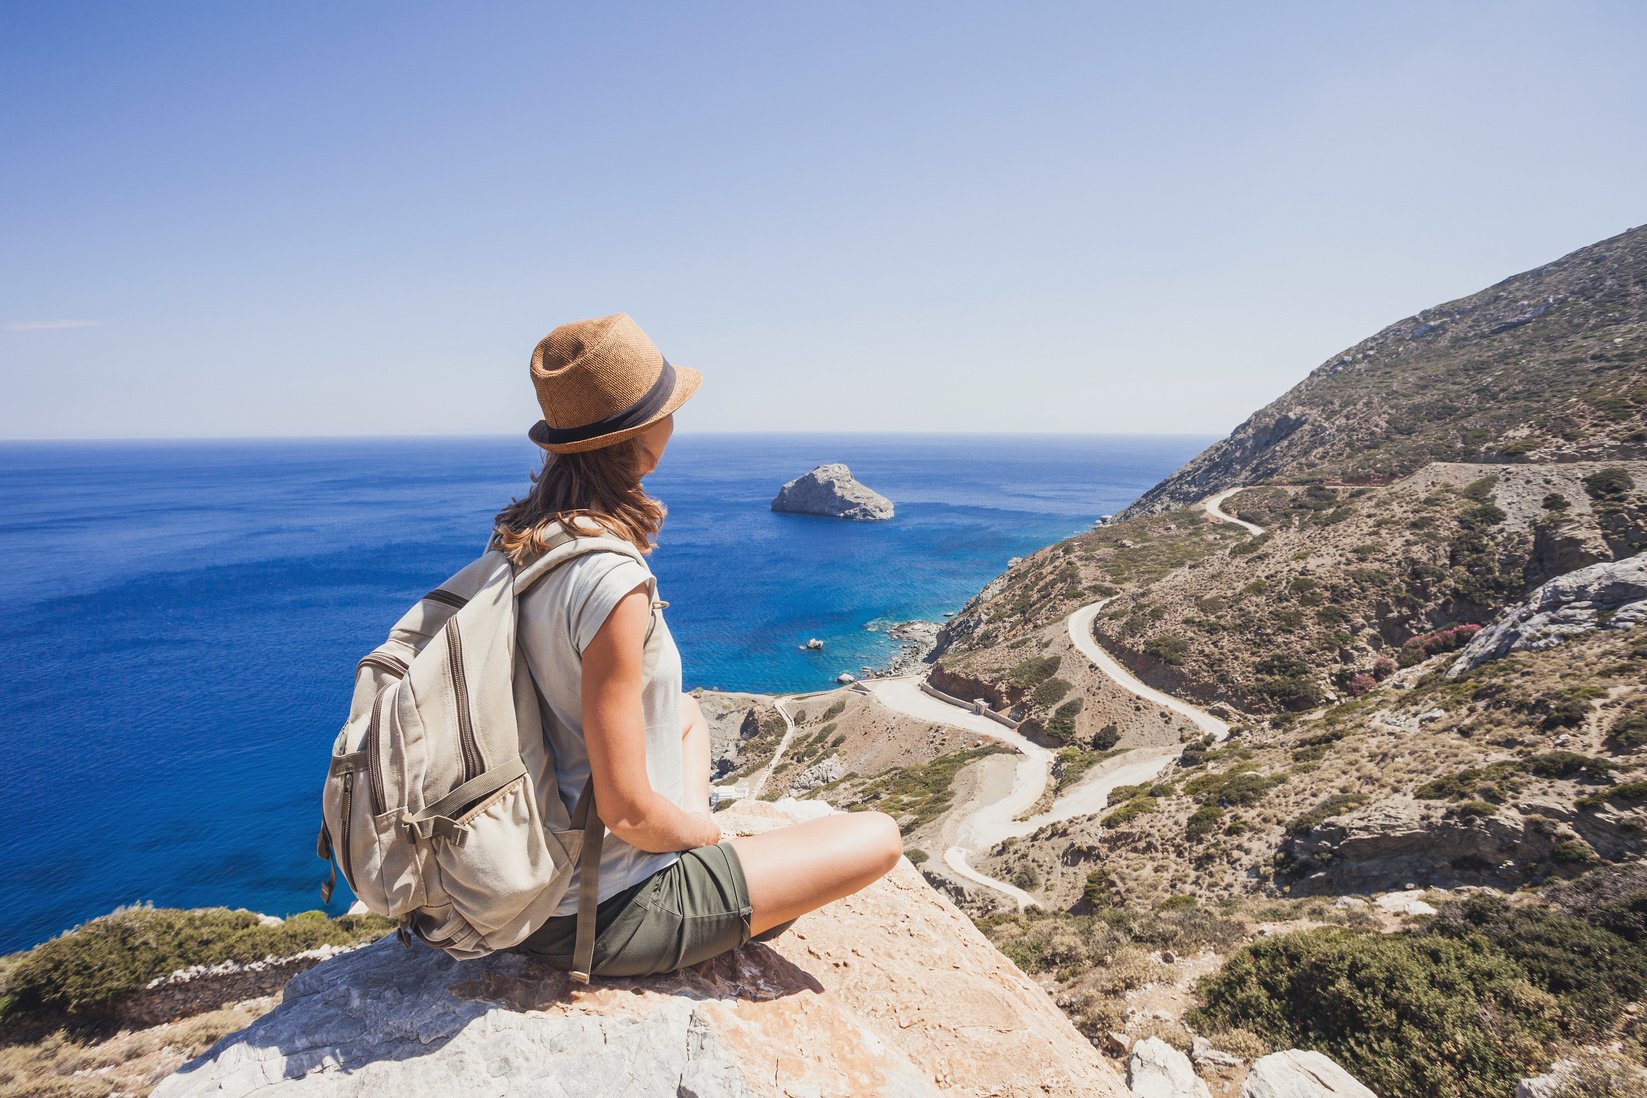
1203;486;1264;535
869;490;1261;909
748;491;1264;910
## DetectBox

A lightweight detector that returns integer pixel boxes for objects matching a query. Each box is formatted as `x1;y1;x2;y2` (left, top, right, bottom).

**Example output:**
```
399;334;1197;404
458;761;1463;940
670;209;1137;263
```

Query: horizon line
0;429;1223;444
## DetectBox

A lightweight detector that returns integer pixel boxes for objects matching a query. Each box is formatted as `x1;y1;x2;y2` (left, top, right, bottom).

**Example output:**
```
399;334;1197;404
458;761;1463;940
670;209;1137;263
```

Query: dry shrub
1129;1017;1193;1053
1202;1025;1271;1060
1548;1048;1647;1098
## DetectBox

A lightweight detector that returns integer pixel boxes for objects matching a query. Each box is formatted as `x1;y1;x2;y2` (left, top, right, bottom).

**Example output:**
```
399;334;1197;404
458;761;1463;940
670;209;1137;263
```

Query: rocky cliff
772;463;895;520
1121;223;1647;519
153;800;1127;1097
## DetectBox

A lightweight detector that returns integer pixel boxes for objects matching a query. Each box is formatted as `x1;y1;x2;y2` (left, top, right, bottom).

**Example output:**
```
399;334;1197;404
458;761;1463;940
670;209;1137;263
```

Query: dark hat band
533;357;677;445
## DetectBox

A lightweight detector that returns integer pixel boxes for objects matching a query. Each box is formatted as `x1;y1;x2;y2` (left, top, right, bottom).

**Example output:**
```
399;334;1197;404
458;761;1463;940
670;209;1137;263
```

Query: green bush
1462;475;1499;503
1186;803;1222;839
1524;750;1612;780
1610;710;1647;750
1102;796;1158;828
1583;467;1635;501
846;745;1011;829
0;904;393;1021
1143;635;1190;666
1047;696;1084;742
1190;926;1558;1098
1009;655;1063;689
1031;676;1073;709
1429;892;1647;1038
1090;722;1121;751
1553;839;1599;865
1184;766;1282;808
1459;502;1507;529
1250;655;1325;711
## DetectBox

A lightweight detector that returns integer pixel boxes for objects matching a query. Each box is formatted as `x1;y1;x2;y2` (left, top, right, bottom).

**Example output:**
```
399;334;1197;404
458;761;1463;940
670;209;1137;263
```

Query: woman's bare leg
730;811;902;935
680;692;712;811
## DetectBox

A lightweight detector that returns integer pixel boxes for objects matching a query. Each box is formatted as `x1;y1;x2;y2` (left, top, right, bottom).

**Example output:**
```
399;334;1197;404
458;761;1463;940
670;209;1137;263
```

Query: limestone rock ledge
771;463;894;520
154;800;1125;1097
1448;551;1646;676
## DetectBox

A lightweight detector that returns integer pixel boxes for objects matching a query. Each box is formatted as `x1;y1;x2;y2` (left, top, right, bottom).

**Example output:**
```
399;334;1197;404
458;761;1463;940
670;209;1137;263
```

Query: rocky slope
153;800;1128;1098
1121;224;1647;518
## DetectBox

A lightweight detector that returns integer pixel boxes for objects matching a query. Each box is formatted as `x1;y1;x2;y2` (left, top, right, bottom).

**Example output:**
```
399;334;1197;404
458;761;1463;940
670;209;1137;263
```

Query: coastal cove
0;431;1207;953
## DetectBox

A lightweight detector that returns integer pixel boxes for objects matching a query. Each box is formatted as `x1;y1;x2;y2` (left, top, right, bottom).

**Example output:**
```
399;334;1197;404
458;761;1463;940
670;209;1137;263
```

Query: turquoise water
0;432;1205;952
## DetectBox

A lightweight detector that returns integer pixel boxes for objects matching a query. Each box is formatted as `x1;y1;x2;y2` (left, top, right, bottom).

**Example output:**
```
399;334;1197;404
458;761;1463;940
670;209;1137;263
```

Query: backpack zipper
422;588;467;609
357;652;409;678
366;684;390;816
445;619;483;781
339;770;358;890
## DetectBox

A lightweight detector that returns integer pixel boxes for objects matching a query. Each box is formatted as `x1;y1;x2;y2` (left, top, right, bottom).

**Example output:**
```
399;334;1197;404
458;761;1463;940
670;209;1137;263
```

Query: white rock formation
154;800;1126;1098
1448;552;1647;676
1241;1049;1378;1097
772;463;894;520
1127;1035;1212;1098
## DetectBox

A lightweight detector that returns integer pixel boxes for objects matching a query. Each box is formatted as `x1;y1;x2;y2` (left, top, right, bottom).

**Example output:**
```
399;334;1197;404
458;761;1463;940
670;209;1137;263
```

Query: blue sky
2;1;1643;440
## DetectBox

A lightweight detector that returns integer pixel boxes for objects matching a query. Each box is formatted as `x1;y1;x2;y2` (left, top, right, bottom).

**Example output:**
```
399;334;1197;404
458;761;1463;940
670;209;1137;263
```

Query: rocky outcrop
1127;1035;1211;1097
155;800;1126;1097
1448;552;1647;676
772;463;894;520
1242;1050;1377;1097
1282;794;1645;894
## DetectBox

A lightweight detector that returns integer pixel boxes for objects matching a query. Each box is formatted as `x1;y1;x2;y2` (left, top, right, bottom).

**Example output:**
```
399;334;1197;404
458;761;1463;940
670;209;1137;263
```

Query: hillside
1121;224;1647;517
899;224;1647;1098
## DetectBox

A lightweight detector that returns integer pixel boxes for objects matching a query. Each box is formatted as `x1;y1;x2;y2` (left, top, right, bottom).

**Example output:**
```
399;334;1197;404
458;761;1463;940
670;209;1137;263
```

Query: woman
492;313;902;979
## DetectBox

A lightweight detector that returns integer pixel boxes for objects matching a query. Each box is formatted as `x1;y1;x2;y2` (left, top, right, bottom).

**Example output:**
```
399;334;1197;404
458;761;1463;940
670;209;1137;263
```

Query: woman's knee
854;810;902;876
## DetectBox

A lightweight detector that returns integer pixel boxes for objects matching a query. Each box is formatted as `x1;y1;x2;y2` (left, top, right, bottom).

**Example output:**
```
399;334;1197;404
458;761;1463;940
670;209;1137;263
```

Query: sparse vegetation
0;904;392;1025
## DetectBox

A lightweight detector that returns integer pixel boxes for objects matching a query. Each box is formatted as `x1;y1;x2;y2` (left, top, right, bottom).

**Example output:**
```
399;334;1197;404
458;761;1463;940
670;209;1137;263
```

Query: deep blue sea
0;432;1206;953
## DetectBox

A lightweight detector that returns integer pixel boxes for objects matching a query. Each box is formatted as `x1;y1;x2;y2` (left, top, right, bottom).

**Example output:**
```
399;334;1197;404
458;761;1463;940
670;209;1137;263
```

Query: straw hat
526;313;702;453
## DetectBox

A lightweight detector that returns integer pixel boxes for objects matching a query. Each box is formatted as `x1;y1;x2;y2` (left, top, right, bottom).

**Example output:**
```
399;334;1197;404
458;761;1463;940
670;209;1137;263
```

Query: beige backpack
316;519;668;982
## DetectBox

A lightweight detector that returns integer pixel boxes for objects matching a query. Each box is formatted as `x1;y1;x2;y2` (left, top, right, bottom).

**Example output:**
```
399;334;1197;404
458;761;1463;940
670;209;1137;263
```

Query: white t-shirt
516;550;684;916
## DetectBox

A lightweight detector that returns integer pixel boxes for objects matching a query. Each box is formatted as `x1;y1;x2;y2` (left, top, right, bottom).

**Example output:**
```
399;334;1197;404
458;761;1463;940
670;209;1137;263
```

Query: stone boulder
772;463;894;521
154;800;1125;1097
1448;552;1647;676
1241;1049;1377;1097
1127;1035;1211;1098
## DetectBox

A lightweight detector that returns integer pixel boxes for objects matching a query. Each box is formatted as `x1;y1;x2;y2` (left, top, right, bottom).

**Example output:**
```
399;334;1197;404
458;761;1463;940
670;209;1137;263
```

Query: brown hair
489;436;666;567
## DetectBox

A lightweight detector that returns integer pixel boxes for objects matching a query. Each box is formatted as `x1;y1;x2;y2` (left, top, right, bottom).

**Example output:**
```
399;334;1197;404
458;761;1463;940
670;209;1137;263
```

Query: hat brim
529;364;702;454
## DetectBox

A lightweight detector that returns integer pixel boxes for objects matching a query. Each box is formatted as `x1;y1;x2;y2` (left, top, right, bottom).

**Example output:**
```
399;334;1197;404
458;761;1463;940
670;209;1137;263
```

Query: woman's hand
582;580;719;852
684;809;722;847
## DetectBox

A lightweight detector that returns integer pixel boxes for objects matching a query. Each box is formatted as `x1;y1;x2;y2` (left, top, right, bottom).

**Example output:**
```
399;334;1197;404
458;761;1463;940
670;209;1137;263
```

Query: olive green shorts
514;841;794;978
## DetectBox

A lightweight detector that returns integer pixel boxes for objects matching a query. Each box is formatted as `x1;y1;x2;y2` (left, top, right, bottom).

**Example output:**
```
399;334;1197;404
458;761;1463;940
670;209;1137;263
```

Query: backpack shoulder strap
511;519;651;596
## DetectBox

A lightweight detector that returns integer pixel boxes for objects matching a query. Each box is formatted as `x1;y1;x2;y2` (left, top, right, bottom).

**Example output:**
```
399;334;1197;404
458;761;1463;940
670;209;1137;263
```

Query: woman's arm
679;692;712;811
582;582;721;852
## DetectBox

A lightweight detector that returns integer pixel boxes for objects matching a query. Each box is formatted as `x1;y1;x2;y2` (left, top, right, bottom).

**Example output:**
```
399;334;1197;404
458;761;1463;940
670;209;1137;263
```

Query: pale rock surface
1514;1061;1571;1098
1127;1035;1212;1098
792;755;846;792
1241;1050;1378;1097
1281;794;1645;893
772;463;894;520
1448;552;1647;676
1372;890;1437;917
154;800;1125;1098
1190;1035;1245;1070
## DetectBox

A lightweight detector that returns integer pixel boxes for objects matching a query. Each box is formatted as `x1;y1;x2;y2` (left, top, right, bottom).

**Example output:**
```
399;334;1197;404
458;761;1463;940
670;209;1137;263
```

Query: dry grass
0;998;271;1098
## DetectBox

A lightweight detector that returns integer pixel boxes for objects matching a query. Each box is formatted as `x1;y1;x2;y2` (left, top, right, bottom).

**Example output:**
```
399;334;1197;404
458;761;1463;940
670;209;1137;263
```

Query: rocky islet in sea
771;462;894;520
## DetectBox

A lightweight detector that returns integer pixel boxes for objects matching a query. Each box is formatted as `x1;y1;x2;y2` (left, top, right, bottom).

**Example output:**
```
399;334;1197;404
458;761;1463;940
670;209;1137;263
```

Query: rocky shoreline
865;619;943;677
